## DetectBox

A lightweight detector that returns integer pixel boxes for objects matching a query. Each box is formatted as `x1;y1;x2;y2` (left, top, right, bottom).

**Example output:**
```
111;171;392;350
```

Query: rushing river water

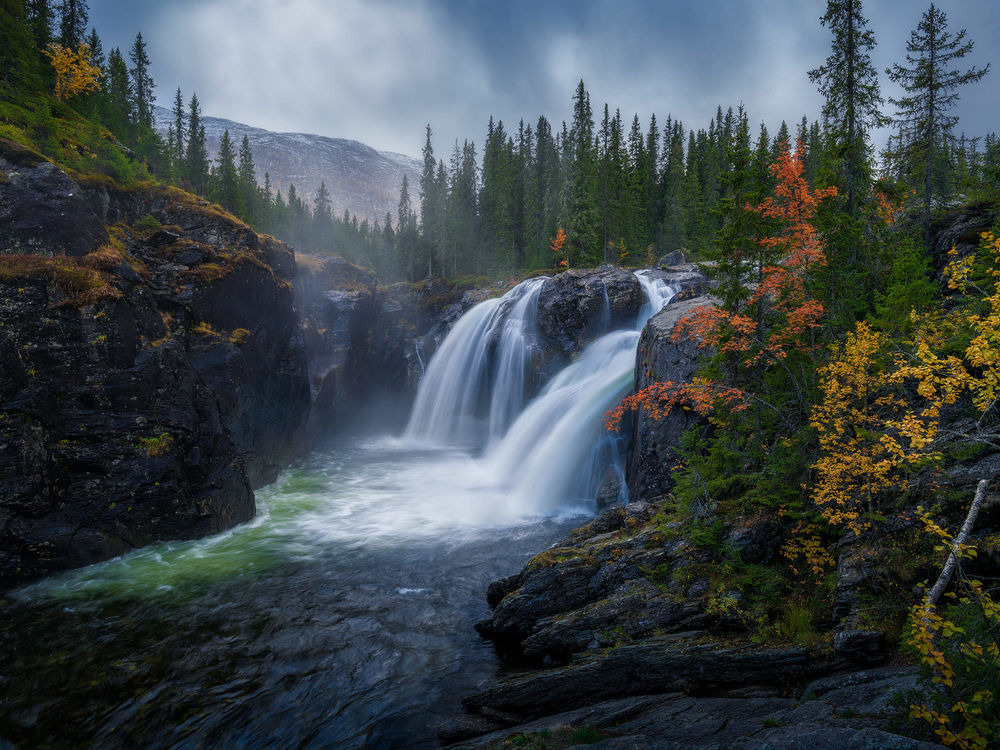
0;271;676;749
0;440;586;748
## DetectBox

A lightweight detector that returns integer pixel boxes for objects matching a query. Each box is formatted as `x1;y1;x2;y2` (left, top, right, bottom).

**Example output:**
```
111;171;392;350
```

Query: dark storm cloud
89;0;998;157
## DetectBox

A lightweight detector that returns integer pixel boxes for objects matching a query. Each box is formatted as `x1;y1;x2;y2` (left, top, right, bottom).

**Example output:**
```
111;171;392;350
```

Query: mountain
153;106;422;224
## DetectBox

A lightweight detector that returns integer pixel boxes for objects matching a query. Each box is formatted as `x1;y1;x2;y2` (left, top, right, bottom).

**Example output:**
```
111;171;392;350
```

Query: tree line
4;1;995;290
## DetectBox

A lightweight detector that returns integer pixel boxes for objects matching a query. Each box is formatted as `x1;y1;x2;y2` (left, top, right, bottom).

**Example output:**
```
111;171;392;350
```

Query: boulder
537;267;643;359
659;249;685;267
0;144;109;257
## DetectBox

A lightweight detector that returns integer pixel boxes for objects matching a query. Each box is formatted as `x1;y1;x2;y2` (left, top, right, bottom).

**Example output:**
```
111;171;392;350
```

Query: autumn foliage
810;231;1000;748
810;321;938;534
43;43;102;101
550;228;568;268
607;139;836;431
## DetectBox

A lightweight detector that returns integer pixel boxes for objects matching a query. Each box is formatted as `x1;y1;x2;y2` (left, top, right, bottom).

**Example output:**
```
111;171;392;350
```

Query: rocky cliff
0;139;310;590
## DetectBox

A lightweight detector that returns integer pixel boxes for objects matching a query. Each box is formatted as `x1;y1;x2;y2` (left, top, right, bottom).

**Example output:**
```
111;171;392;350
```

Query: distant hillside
153;106;422;224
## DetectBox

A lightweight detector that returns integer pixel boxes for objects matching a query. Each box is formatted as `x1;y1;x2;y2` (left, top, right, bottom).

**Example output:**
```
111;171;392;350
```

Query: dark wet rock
147;229;181;247
595;477;625;511
486;573;523;608
476;557;601;643
727;519;783;564
293;255;488;439
537;267;643;359
833;630;884;661
0;175;310;590
462;637;830;721
642;263;711;295
475;503;710;664
833;542;882;635
659;249;685;267
930;202;998;270
626;294;715;501
448;667;942;749
520;580;693;662
437;716;506;744
0;146;109;257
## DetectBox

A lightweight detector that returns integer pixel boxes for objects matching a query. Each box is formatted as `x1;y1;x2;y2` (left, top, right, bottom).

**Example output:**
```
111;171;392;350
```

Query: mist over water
0;271;675;749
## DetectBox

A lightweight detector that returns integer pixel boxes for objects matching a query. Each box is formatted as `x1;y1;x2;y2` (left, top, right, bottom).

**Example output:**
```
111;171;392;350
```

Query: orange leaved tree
550;228;568;268
609;138;836;433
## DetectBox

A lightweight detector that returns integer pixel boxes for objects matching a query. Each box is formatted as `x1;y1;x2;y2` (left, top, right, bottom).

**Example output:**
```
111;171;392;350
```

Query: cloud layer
91;0;998;157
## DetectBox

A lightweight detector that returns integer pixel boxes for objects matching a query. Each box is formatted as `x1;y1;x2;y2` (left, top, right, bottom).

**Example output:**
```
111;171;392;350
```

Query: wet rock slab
446;667;943;749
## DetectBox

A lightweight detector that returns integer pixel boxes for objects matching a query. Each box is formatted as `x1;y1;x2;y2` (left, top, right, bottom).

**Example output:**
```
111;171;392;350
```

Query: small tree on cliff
43;41;100;101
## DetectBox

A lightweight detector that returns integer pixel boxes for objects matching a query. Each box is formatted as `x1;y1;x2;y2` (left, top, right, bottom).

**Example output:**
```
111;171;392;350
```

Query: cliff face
626;293;714;502
0;143;310;590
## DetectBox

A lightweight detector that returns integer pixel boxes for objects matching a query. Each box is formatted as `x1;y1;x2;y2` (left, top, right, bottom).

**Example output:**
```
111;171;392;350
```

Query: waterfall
405;270;677;511
403;277;547;448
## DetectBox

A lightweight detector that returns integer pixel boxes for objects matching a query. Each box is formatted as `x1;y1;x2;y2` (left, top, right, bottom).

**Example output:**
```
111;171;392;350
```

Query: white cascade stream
404;270;677;513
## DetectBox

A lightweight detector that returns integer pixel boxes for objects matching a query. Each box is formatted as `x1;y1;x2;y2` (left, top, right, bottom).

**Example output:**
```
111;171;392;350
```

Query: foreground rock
459;489;915;746
0;148;310;590
446;667;943;749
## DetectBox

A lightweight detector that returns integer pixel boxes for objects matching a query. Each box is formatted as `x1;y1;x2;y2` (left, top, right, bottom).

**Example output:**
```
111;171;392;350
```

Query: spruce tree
397;173;415;280
74;27;104;114
419;124;439;278
660;119;687;253
808;0;887;214
57;0;87;49
85;27;103;67
212;129;240;213
171;87;185;166
887;3;990;243
313;181;332;250
26;0;54;51
185;93;209;195
433;158;449;275
560;80;599;266
103;47;131;136
238;135;259;224
128;32;154;131
712;105;759;312
0;0;40;93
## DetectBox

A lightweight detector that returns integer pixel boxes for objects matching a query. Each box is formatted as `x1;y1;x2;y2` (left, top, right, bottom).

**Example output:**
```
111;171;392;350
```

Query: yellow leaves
781;530;834;581
810;322;938;534
43;43;102;101
816;230;1000;537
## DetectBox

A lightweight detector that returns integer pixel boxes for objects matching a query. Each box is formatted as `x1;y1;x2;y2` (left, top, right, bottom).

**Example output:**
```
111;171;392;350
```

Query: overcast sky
90;0;999;158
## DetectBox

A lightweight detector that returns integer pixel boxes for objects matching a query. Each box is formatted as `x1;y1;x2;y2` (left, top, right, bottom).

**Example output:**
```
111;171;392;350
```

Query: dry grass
0;252;123;307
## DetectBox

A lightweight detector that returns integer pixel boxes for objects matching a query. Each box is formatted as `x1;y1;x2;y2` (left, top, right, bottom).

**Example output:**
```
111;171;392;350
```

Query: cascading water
0;270;678;750
404;269;677;514
403;277;547;448
487;271;677;513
